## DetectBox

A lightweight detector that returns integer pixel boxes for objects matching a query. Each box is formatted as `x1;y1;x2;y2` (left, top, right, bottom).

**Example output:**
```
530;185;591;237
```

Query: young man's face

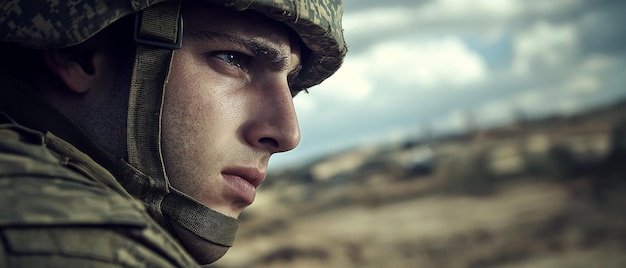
161;5;302;221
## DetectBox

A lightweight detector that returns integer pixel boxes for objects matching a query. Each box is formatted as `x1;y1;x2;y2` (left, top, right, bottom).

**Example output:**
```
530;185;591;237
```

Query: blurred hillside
213;99;626;268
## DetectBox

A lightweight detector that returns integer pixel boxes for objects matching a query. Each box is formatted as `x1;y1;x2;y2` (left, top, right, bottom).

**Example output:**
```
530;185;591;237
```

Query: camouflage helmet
0;0;347;256
0;0;347;90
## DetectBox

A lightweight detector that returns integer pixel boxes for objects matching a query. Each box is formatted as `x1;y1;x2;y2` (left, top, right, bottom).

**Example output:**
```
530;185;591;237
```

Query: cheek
161;79;214;192
166;53;215;124
162;55;211;155
162;66;237;159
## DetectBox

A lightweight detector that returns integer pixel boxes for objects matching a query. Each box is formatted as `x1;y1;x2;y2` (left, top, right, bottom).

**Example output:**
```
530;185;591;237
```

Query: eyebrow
185;30;299;72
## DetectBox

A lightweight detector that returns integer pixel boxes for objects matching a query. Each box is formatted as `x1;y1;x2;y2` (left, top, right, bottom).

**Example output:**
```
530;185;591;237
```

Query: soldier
0;0;346;266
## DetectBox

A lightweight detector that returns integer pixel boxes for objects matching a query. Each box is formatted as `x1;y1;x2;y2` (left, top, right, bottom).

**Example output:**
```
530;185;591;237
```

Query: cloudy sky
269;0;626;169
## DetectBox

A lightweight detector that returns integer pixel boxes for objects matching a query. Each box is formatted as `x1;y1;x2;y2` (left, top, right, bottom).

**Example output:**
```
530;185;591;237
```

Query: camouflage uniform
0;0;346;267
0;128;199;267
0;65;200;266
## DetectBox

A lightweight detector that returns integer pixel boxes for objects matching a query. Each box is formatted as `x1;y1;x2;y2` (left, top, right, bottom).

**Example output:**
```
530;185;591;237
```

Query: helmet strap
162;188;239;247
126;0;182;225
125;0;239;247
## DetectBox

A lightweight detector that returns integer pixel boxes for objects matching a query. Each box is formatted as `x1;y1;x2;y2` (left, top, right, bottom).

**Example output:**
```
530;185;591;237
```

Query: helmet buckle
133;11;183;50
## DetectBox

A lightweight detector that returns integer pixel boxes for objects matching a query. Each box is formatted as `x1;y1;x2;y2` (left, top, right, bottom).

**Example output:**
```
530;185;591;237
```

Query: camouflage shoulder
0;124;93;183
0;172;200;267
0;164;200;267
0;224;200;267
0;124;148;226
0;125;200;267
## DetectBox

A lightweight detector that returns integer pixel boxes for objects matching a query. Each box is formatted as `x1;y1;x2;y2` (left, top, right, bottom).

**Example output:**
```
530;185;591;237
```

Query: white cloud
343;7;413;38
476;99;516;126
344;0;587;46
313;36;487;96
312;57;374;102
506;55;613;118
517;89;546;111
523;0;585;15
366;37;487;88
344;1;518;41
512;21;579;75
516;89;583;116
560;55;614;94
433;110;468;134
421;0;521;20
473;77;596;124
292;94;317;113
561;74;600;94
296;35;488;130
558;98;582;115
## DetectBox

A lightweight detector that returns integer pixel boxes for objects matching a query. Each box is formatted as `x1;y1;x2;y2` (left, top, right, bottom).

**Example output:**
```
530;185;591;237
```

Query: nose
244;79;301;154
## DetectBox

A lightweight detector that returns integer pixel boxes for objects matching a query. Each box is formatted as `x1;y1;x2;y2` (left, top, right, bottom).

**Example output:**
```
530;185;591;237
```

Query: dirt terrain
213;100;626;268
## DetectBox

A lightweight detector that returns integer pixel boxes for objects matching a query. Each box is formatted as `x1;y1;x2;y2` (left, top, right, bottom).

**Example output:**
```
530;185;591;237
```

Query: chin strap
162;188;239;247
125;0;239;248
126;0;182;226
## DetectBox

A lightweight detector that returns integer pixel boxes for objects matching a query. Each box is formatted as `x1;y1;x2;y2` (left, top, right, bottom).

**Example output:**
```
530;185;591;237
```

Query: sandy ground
213;178;626;268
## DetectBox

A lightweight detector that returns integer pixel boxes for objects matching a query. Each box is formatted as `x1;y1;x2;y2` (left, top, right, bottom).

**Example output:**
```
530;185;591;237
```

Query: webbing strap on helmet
126;0;182;225
126;0;239;247
162;188;239;247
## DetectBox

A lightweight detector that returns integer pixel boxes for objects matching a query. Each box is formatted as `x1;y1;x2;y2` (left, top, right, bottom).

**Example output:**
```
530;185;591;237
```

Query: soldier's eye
213;51;250;70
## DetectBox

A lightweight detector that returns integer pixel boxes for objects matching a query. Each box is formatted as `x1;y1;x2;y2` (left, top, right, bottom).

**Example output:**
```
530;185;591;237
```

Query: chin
169;219;231;264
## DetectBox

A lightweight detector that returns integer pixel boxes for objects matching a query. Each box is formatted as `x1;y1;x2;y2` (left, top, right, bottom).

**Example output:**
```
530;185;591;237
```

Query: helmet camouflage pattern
0;0;347;90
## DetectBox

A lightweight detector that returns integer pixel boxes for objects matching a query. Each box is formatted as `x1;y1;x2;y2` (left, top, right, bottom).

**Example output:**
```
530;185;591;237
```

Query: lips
221;167;265;205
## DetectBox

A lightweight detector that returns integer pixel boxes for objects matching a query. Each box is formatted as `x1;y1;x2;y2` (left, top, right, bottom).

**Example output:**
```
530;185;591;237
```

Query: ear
42;48;96;94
